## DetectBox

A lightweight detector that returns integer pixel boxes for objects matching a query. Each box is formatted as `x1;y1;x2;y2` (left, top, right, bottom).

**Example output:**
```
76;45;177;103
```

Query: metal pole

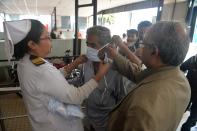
51;12;53;30
74;0;97;55
74;0;79;55
3;12;6;21
156;0;164;21
185;0;195;26
54;7;57;30
189;7;197;40
171;0;177;20
93;0;97;25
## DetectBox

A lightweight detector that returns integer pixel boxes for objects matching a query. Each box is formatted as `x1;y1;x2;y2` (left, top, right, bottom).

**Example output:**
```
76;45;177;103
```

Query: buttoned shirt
17;54;98;131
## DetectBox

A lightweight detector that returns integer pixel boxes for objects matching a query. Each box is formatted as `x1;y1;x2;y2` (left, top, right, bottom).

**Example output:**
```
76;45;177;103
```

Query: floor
0;93;32;131
0;93;196;131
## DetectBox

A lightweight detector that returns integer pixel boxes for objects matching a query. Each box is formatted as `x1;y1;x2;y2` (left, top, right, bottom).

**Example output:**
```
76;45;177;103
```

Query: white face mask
86;47;100;62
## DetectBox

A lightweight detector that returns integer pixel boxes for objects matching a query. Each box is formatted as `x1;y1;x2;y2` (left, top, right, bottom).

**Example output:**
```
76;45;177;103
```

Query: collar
110;66;180;112
136;66;179;85
29;55;45;66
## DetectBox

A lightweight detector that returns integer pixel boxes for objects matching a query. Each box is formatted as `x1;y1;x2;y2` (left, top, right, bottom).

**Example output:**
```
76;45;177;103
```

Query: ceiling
0;0;187;16
0;0;146;16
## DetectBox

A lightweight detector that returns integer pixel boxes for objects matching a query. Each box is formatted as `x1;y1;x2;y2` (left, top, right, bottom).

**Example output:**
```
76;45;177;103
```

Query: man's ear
151;46;159;56
27;41;37;50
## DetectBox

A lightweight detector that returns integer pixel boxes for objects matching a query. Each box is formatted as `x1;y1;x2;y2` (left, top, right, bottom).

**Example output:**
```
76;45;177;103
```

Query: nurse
3;19;109;131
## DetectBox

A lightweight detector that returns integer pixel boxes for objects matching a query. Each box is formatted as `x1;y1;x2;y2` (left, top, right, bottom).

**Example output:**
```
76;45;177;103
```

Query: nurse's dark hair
14;19;44;59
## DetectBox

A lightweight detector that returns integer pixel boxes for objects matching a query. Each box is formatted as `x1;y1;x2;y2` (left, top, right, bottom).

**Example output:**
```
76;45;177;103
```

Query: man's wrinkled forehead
86;34;98;41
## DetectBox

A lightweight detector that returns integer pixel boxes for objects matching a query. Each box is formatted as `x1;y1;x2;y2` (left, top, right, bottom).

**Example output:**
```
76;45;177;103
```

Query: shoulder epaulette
30;55;45;66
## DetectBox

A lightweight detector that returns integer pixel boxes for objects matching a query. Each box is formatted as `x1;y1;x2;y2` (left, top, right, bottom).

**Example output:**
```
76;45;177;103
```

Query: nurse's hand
94;62;110;82
75;55;87;65
64;55;87;74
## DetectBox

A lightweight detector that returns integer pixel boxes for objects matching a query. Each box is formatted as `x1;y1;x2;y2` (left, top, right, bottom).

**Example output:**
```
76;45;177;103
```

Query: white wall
48;39;87;57
0;39;87;66
161;1;187;23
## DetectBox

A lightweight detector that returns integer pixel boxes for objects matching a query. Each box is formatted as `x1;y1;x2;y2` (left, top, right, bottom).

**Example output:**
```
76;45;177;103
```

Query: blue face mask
86;47;100;62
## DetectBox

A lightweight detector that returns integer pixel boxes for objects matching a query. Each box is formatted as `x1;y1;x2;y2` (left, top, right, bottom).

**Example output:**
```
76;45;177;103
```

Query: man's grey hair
144;21;190;66
86;26;111;46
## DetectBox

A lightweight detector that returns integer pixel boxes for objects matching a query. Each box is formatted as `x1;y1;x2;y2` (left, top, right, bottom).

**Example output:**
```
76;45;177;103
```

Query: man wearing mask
82;26;126;131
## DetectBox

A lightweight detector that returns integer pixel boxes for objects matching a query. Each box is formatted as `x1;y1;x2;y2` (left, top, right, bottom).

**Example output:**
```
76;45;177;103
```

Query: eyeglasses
86;41;97;48
140;42;157;52
40;36;52;41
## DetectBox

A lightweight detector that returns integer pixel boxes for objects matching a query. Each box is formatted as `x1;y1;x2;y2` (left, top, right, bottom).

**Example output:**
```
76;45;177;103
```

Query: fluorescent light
13;0;23;14
36;0;38;15
0;0;15;14
23;0;31;14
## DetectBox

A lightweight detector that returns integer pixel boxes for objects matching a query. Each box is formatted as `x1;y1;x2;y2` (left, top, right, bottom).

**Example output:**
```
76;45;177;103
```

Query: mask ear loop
98;43;110;52
101;75;108;102
103;53;108;63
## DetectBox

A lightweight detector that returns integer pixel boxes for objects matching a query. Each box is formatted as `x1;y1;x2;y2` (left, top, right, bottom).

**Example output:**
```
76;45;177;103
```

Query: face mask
127;42;135;47
86;47;100;62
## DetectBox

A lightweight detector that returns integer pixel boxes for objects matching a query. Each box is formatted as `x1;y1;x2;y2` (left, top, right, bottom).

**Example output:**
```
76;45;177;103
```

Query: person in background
69;26;127;131
50;28;57;39
120;21;152;60
78;31;82;39
4;19;109;131
119;29;139;59
58;30;65;39
119;29;140;93
105;21;191;131
180;54;197;131
134;21;152;61
122;33;127;42
125;29;138;52
137;20;152;44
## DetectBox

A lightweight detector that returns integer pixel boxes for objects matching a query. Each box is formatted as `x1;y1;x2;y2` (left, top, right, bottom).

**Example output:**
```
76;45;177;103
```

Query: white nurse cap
3;19;31;61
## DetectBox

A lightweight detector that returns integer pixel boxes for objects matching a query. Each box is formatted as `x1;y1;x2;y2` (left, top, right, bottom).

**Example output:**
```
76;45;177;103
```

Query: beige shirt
17;54;98;131
108;54;191;131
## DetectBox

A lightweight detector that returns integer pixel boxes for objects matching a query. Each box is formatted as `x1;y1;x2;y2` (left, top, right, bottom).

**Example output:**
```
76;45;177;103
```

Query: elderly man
106;21;191;131
79;26;126;131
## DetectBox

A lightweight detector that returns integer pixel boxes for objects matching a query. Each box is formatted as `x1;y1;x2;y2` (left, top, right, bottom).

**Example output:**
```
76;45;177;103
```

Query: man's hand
94;62;110;82
106;45;118;59
111;35;123;47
